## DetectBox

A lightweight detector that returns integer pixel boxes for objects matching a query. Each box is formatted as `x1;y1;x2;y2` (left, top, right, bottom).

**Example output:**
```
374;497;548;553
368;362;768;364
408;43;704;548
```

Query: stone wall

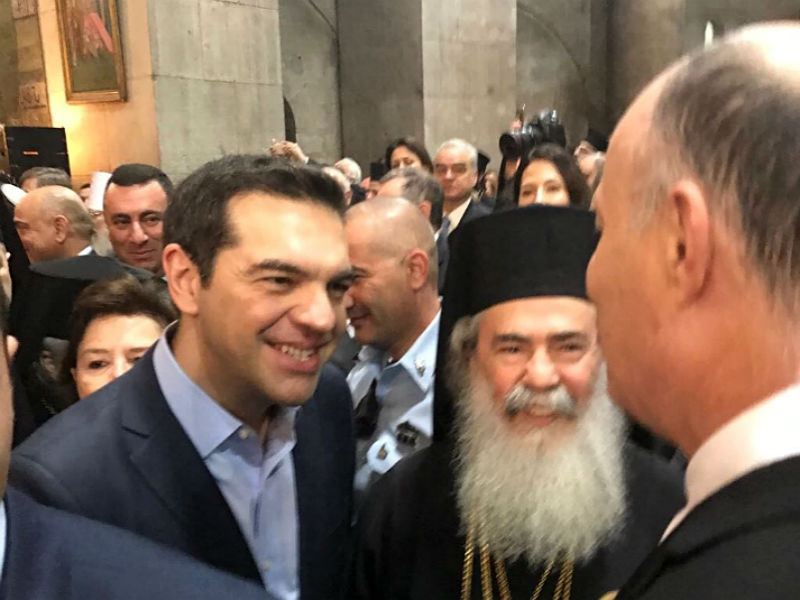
39;0;159;185
148;0;285;181
279;0;340;164
338;0;425;170
421;0;516;169
0;0;49;128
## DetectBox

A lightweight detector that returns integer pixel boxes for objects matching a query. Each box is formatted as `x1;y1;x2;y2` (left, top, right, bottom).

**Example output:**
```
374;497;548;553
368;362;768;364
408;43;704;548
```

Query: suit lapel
120;351;261;582
619;455;800;598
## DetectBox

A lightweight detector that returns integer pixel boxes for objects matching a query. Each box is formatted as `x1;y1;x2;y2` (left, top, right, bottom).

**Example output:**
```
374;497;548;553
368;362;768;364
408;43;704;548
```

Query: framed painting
55;0;127;103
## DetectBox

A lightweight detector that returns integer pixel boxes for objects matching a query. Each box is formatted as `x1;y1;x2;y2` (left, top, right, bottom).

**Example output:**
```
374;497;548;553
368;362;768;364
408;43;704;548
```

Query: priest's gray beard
453;366;628;566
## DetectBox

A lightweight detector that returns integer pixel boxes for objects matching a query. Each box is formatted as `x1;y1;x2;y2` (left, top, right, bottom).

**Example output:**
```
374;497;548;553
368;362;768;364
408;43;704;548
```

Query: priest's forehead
478;296;597;340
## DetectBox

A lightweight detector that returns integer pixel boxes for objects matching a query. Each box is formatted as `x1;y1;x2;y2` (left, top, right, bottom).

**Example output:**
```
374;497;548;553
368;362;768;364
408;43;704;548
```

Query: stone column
338;0;425;169
147;0;285;179
421;0;516;168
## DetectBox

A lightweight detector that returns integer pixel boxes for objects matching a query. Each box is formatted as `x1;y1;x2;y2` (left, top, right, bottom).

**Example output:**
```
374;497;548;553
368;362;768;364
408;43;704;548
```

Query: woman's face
518;160;570;207
390;145;423;170
72;314;164;399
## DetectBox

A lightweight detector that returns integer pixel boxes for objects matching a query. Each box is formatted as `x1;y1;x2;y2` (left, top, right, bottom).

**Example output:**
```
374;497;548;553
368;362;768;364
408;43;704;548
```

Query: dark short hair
107;163;174;198
60;275;176;391
19;167;71;189
164;154;346;283
515;143;592;209
385;137;434;173
381;167;444;229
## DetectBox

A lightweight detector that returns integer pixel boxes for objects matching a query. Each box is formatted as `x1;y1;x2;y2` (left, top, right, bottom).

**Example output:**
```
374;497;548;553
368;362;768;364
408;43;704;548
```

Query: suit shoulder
6;491;266;599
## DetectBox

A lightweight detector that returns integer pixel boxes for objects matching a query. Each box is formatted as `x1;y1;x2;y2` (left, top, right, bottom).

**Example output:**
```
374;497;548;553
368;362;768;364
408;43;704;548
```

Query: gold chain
461;517;573;600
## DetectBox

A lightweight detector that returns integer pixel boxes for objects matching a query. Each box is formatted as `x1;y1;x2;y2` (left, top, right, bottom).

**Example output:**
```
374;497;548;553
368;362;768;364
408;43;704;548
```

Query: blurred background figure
323;166;354;206
18;167;72;193
385;137;434;172
60;275;176;402
516;144;592;209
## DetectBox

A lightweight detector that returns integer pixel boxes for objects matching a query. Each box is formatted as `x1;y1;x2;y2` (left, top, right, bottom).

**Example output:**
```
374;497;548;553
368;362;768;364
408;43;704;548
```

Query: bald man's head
14;186;95;263
345;196;440;356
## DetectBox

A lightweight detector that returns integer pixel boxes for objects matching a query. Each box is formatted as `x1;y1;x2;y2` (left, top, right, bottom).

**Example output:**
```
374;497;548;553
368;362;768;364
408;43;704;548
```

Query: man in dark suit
432;139;491;240
587;22;800;599
11;155;356;599
0;292;268;598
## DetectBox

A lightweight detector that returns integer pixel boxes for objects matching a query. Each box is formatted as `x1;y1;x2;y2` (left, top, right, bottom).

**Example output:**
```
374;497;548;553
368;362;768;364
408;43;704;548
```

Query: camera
498;109;567;161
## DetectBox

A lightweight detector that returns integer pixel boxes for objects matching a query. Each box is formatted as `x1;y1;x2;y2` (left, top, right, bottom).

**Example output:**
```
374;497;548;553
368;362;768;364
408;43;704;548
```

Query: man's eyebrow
330;268;356;284
549;331;590;343
492;333;531;345
244;259;307;278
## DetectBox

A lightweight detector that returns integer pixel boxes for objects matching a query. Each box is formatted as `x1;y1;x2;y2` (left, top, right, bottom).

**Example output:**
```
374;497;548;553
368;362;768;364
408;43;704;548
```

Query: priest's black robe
351;441;684;600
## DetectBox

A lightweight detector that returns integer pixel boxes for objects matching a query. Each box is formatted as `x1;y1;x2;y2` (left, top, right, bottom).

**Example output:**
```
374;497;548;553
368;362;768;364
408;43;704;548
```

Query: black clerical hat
477;151;490;176
369;161;387;181
585;128;609;153
432;205;598;441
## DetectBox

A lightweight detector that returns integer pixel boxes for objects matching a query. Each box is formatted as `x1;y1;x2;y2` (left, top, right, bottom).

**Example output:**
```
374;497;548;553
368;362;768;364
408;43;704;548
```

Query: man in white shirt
587;21;800;600
344;197;441;496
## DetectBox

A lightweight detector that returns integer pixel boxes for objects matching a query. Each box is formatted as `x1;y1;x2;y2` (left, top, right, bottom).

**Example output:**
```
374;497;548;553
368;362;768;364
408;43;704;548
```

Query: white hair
436;138;478;171
334;158;362;185
452;358;628;565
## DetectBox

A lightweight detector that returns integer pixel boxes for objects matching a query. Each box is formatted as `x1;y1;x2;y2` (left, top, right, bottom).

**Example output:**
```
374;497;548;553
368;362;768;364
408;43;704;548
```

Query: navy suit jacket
1;489;268;599
9;351;355;600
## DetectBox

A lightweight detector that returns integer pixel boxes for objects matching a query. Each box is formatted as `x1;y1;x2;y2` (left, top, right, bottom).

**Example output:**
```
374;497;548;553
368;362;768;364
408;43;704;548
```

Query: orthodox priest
350;205;684;600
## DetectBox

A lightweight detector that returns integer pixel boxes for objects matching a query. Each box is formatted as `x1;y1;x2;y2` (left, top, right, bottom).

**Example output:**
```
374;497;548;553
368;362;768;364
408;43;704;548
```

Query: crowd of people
0;20;797;599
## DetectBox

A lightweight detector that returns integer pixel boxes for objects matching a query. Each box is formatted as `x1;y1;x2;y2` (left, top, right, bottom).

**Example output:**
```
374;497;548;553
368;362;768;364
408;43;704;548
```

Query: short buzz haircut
107;163;174;198
435;138;478;172
41;186;95;242
381;167;444;229
19;167;71;189
645;33;800;310
164;154;346;284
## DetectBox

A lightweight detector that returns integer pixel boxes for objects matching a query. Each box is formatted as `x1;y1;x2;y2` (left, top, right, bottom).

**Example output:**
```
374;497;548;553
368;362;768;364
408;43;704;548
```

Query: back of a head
39;186;95;242
334;158;362;184
346;195;438;289
108;163;174;197
20;167;71;190
381;167;444;229
164;154;346;283
651;23;800;309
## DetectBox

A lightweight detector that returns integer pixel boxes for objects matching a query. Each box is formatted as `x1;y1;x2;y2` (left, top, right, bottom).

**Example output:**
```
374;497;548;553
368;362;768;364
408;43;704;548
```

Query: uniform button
238;428;250;440
261;559;272;571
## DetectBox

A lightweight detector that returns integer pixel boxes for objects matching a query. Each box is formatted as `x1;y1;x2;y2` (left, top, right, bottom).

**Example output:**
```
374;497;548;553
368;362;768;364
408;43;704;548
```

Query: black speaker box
2;126;70;181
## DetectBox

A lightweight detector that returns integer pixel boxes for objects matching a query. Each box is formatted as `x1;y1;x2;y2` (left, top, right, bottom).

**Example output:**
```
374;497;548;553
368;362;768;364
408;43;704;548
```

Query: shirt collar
152;324;297;459
77;245;92;256
446;198;473;232
684;381;800;519
357;310;440;393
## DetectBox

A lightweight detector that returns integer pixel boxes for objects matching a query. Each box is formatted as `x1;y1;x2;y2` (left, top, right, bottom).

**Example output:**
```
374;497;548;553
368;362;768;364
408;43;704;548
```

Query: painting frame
55;0;127;103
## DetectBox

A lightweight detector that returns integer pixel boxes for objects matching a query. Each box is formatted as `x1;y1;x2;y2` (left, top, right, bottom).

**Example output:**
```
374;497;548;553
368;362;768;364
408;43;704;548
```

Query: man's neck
171;321;272;440
62;238;91;258
386;295;440;361
444;195;470;216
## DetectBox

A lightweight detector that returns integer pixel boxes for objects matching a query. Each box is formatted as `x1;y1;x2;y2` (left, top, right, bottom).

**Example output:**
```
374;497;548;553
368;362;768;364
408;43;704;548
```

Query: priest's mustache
503;384;577;418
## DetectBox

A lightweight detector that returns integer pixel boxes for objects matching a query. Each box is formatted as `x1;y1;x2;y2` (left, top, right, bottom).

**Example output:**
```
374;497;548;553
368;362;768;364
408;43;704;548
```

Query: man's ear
665;179;712;303
404;248;430;291
419;201;432;220
6;336;17;360
53;215;69;244
162;243;202;316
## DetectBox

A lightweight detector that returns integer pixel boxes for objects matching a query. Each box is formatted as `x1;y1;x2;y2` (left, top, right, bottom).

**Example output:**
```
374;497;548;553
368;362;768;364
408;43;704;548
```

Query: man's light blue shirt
348;311;440;489
153;331;298;600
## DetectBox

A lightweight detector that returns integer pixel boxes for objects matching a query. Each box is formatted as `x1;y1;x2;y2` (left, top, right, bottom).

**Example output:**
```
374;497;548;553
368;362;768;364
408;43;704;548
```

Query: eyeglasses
434;163;470;176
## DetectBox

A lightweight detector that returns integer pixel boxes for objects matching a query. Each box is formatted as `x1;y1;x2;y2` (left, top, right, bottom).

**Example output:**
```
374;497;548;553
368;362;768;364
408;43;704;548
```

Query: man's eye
265;276;293;287
499;345;521;354
142;215;162;226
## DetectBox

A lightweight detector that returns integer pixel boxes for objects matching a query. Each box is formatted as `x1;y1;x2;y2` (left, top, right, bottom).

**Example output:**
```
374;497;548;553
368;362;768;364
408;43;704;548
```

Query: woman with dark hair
60;275;176;402
385;137;434;172
515;143;592;209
